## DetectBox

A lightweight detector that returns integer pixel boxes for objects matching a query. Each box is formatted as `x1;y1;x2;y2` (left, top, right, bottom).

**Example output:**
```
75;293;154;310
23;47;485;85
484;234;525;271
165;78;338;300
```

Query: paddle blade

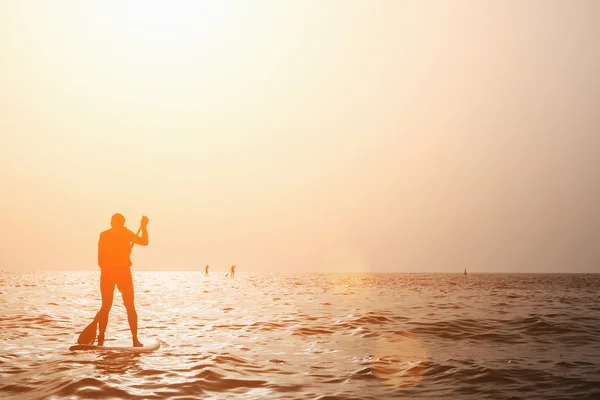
77;319;98;345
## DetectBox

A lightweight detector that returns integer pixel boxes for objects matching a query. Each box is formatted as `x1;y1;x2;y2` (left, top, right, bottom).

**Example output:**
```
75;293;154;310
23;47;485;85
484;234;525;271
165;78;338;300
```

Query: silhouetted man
97;213;149;347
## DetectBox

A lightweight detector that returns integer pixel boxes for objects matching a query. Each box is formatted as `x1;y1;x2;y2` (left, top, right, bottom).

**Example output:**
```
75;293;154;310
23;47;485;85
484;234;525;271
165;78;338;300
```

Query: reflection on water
94;352;142;375
2;272;600;399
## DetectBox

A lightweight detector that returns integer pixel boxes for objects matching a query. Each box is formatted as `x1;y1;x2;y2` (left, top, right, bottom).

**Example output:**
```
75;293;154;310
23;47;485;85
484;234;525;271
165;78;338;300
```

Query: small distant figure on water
204;265;209;276
76;213;149;347
226;265;236;278
464;268;467;275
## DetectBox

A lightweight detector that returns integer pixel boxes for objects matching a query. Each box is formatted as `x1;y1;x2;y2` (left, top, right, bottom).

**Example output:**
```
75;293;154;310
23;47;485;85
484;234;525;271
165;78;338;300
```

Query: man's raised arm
130;215;149;246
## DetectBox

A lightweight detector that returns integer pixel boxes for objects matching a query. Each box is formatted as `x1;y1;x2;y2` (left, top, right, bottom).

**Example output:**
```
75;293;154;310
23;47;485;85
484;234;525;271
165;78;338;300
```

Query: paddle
130;225;142;249
77;312;100;345
76;224;143;345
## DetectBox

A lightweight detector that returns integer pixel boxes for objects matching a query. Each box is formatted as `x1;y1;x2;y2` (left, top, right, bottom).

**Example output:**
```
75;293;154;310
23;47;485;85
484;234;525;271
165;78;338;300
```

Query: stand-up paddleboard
69;339;160;353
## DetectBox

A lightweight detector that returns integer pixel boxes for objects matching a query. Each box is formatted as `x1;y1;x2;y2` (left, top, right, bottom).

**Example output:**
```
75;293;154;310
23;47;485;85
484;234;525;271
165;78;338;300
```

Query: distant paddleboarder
464;268;467;275
76;214;149;347
204;265;209;276
225;265;236;278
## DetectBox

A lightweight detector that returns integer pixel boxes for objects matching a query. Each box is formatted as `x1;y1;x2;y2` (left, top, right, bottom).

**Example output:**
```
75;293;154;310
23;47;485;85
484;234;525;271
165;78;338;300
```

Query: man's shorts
100;267;134;295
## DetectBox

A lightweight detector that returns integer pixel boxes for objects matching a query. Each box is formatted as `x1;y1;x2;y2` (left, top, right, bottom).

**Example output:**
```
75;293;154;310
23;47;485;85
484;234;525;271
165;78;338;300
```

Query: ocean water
1;271;600;400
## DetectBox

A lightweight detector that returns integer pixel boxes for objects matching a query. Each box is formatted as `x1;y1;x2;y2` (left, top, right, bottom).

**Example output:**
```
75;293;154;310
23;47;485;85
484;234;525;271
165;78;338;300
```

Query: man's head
111;213;126;228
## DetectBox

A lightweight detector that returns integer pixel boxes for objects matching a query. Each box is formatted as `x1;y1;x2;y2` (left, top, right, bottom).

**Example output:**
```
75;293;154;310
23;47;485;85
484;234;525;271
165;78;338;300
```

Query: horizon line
2;269;600;275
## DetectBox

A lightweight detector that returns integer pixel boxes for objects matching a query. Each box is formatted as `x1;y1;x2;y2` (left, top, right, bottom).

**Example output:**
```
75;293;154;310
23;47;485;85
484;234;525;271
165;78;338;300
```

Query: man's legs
118;271;143;347
98;274;115;346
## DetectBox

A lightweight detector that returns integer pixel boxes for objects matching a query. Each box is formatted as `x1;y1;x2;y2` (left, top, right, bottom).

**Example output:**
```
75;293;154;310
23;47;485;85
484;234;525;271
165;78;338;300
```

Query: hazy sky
1;1;599;273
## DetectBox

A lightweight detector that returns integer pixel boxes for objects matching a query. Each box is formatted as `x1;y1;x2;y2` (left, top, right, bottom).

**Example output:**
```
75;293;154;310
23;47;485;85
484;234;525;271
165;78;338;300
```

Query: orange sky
1;1;599;272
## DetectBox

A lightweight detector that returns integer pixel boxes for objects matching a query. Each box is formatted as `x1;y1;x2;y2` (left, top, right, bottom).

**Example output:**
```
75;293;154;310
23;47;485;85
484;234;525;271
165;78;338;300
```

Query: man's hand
141;215;149;228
